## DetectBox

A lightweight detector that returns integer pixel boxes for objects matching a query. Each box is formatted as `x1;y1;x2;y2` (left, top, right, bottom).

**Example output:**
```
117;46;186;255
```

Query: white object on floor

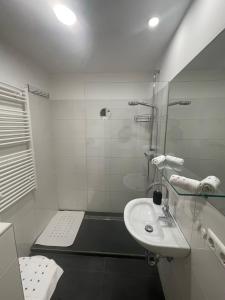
198;175;220;194
169;175;200;193
19;256;63;300
166;155;184;166
151;155;166;165
35;211;84;247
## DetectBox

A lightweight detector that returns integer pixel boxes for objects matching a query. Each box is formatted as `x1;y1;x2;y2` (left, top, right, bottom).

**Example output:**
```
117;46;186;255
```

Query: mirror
166;29;225;215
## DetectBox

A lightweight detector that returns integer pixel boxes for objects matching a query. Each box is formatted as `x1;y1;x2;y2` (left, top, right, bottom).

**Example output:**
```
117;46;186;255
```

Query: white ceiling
0;0;192;73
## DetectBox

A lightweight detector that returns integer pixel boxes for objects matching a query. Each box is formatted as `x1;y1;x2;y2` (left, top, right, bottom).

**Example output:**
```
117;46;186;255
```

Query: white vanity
0;223;24;300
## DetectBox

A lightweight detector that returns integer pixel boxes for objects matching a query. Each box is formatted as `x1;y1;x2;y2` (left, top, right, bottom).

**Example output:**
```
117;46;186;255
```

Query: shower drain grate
85;215;124;222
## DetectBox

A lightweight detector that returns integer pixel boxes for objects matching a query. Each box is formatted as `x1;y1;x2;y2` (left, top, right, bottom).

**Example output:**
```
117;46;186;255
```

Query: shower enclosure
51;79;169;214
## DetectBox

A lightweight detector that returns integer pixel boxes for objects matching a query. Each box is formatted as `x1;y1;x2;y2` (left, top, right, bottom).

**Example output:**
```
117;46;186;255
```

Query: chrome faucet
146;182;173;225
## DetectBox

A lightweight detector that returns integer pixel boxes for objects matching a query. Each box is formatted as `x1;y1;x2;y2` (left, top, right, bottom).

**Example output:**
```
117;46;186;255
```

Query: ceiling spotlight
53;4;77;26
148;17;159;28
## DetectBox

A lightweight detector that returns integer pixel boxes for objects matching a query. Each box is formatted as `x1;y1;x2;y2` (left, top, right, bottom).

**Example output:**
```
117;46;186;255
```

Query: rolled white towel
198;176;220;194
166;155;184;166
169;175;200;193
151;155;166;165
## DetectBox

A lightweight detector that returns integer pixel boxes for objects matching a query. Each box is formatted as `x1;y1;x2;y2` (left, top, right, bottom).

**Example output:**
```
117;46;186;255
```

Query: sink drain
145;225;153;233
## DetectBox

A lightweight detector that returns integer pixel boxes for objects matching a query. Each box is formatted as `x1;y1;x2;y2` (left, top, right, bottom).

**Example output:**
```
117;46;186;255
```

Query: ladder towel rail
0;82;37;212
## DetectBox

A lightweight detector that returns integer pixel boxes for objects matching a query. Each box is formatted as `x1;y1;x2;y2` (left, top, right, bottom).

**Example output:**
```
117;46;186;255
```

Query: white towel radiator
0;82;37;212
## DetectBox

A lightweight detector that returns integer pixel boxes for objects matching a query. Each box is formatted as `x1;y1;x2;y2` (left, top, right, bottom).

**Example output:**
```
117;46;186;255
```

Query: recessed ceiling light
148;17;159;28
53;4;77;26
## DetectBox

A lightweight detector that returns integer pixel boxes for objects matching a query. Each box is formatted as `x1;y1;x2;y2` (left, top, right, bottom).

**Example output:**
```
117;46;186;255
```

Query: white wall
0;39;57;256
50;73;153;212
158;185;225;300
0;40;48;90
159;0;225;82
157;1;225;299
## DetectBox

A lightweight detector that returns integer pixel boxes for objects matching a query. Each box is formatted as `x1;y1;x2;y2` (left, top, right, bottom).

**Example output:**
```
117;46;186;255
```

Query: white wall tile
108;157;147;175
110;190;145;213
51;77;152;212
86;119;110;138
56;168;87;190
50;76;85;100
86;138;107;157
86;158;110;174
52;100;86;120
87;172;109;191
109;174;147;193
88;191;111;212
110;107;135;120
53;119;86;139
109;138;143;158
58;190;87;210
109;120;137;139
56;156;86;174
54;138;86;158
85;82;152;100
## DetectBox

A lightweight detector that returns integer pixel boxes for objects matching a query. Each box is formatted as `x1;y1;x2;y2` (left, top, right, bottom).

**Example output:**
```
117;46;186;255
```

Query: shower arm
168;100;191;107
129;101;156;110
136;102;155;109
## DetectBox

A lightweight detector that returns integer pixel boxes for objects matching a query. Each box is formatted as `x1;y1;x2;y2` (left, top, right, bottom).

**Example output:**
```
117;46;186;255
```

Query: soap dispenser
153;190;162;205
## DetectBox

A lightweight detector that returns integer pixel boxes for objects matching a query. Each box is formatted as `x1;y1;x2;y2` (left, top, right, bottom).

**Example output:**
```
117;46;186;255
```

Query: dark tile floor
31;252;165;300
32;214;145;257
31;213;165;299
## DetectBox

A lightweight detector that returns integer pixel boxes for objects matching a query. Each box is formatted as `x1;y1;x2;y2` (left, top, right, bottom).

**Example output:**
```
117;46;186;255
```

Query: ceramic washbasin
124;198;190;258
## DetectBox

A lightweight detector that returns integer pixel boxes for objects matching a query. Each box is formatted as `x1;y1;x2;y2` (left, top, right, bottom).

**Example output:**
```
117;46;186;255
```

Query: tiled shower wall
50;75;153;212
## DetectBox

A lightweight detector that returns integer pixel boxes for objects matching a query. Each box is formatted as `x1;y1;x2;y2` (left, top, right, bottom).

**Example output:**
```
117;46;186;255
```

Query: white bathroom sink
124;198;190;258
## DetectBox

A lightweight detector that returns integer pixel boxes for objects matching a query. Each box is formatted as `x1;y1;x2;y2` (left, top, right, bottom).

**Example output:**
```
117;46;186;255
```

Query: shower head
128;101;155;109
168;100;191;107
